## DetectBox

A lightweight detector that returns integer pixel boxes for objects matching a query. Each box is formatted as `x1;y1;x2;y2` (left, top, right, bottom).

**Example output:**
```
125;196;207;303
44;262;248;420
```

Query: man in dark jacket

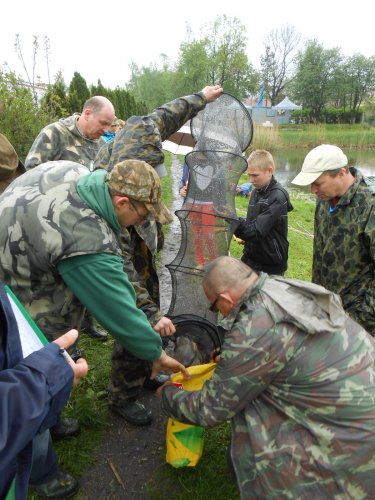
234;150;293;275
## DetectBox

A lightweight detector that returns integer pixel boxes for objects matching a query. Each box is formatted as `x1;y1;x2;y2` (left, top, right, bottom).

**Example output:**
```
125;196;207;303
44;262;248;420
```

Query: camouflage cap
0;133;18;179
0;133;25;192
106;159;173;224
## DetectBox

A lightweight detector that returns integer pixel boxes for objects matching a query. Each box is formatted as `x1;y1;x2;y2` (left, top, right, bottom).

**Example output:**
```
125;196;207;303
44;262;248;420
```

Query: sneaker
50;417;80;440
30;469;78;499
111;401;153;426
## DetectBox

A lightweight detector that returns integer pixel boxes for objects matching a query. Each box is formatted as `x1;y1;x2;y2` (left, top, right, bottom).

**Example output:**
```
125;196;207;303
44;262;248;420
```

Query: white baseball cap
292;144;348;186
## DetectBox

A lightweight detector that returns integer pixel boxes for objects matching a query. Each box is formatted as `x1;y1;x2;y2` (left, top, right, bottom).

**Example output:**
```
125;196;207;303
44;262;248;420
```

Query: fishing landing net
165;93;253;361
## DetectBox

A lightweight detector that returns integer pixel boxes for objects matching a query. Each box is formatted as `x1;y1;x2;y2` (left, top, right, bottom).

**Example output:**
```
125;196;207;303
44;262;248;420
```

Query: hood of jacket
221;273;347;335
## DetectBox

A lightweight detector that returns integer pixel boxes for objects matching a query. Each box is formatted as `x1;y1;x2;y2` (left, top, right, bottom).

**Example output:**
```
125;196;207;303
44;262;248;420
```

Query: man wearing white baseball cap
292;144;375;336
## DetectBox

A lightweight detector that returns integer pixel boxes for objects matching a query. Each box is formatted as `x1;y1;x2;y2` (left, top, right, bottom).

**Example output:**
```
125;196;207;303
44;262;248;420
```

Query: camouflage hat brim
145;200;173;224
0;133;19;180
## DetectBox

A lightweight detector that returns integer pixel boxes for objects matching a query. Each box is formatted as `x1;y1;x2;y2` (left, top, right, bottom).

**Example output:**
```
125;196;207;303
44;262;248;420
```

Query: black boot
50;417;80;440
110;400;153;426
82;312;108;340
30;468;79;498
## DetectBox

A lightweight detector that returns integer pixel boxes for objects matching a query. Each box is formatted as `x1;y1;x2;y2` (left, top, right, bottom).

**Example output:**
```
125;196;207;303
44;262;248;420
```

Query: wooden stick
107;457;125;489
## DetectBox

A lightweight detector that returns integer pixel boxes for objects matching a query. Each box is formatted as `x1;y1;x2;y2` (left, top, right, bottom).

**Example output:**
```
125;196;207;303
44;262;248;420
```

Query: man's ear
219;291;234;309
113;195;129;209
82;108;92;120
338;167;348;178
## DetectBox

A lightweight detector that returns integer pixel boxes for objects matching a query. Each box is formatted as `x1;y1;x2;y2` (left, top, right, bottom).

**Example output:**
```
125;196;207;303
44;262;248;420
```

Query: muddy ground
79;157;184;499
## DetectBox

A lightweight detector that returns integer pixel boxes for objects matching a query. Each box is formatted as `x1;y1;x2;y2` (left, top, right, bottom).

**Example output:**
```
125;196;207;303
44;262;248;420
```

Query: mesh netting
165;93;253;337
191;92;253;154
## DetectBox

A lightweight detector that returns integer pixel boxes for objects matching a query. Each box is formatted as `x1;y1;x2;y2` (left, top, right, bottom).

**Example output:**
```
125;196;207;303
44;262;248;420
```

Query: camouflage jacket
312;168;375;335
25;113;102;170
162;273;375;499
94;92;207;172
0;161;122;336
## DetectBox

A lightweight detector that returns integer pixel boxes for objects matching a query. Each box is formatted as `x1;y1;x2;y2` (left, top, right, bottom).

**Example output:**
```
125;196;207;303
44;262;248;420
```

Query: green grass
247;124;375;154
279;123;375;149
28;335;114;500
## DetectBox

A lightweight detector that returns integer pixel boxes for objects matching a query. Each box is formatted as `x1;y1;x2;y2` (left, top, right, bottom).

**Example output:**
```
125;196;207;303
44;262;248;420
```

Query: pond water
272;149;375;193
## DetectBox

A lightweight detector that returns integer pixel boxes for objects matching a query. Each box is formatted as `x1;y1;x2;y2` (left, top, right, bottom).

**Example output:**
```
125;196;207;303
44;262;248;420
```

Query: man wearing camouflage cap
292;144;375;335
0;158;188;498
159;256;375;499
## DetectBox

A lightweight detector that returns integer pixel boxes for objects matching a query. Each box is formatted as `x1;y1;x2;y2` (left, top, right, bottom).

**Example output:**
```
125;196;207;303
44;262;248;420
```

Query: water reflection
274;149;375;192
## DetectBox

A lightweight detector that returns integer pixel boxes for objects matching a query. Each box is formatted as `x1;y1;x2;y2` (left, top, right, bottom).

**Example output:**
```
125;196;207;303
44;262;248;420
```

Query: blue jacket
0;283;73;499
102;130;116;143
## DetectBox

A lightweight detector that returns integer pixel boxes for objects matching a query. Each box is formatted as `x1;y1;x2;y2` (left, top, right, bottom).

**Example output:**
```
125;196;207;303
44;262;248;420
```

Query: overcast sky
2;0;374;90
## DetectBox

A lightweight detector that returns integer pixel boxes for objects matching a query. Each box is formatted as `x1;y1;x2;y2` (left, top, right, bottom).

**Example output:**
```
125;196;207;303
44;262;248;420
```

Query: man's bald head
82;96;114;115
203;256;255;294
78;96;115;140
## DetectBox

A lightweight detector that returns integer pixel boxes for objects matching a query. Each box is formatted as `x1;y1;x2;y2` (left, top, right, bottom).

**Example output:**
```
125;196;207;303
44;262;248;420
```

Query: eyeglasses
128;198;149;223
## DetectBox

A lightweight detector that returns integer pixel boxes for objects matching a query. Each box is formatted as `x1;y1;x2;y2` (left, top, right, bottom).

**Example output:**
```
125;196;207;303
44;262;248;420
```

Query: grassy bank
251;123;375;152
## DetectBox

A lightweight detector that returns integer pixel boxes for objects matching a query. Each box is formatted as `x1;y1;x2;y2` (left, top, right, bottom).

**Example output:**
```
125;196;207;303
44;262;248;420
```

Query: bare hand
201;85;223;103
154;316;176;337
53;329;89;385
179;185;187;198
151;350;190;380
233;235;245;245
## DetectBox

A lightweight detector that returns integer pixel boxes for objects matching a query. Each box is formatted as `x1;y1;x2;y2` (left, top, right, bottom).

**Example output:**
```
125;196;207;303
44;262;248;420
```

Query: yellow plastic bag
166;362;217;468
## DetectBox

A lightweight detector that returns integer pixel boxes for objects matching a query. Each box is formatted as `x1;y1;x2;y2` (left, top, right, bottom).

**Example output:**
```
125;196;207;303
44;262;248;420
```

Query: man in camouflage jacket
292;144;375;335
25;95;115;170
159;256;375;499
95;85;224;422
25;96;116;343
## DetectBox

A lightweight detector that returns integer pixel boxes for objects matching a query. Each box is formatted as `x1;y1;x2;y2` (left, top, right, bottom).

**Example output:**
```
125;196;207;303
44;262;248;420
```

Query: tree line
0;67;148;160
126;17;375;125
1;16;375;158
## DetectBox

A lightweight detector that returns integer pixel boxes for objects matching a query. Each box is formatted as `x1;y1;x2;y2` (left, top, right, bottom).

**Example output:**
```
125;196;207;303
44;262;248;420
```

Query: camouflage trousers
108;226;163;406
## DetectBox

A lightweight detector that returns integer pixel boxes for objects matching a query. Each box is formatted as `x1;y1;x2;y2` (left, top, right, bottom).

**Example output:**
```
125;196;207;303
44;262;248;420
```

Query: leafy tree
127;61;175;110
363;96;375;123
0;69;50;160
260;25;301;105
67;71;90;113
127;15;258;108
204;15;257;98
292;40;342;121
40;71;69;120
344;54;375;123
90;79;107;97
174;39;211;96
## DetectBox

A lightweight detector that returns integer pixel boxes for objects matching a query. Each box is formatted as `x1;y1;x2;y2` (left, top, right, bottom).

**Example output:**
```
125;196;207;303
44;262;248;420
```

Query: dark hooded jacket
235;177;293;274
